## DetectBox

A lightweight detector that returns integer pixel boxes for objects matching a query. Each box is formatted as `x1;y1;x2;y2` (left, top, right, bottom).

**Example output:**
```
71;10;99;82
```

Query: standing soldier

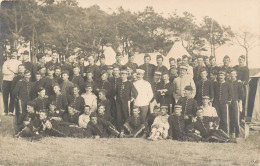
54;66;62;85
154;54;168;75
168;57;176;69
220;55;232;81
2;51;22;116
60;70;74;98
21;51;35;81
229;69;245;138
96;71;112;99
213;70;233;135
35;53;46;72
78;55;86;77
138;54;155;83
125;52;138;72
150;71;162;105
71;65;85;94
195;68;214;106
31;72;44;100
134;69;153;122
209;56;219;74
115;69;138;131
42;66;56;97
193;55;205;84
13;70;33;120
182;55;193;78
203;56;211;76
112;52;124;69
169;65;178;83
85;55;99;82
61;55;74;80
67;86;85;114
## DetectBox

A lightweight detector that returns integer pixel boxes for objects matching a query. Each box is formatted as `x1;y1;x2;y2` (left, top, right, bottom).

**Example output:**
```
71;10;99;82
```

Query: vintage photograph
0;0;260;165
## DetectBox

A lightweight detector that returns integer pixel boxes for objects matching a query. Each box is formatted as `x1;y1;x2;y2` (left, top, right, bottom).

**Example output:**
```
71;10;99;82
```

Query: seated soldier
123;106;147;138
186;109;231;143
62;105;81;126
48;102;65;121
168;105;188;141
97;103;114;124
15;101;41;137
200;96;218;119
78;105;91;128
85;112;120;138
147;105;161;133
148;105;170;141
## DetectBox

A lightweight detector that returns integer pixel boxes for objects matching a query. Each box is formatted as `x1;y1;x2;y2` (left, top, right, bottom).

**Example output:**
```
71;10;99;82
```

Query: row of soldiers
1;49;249;140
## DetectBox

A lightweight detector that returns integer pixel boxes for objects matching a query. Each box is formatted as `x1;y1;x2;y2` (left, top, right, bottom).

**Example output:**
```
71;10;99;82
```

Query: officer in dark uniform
115;68;138;131
168;57;176;69
67;86;85;114
49;83;68;111
31;71;44;100
220;55;232;81
209;56;219;75
213;70;233;135
169;65;178;83
125;52;138;72
98;89;113;118
138;54;155;83
32;87;50;113
154;54;168;76
195;68;214;106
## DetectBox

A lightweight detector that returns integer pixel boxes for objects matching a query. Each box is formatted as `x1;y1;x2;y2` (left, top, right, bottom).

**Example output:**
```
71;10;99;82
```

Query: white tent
166;40;191;60
99;46;117;65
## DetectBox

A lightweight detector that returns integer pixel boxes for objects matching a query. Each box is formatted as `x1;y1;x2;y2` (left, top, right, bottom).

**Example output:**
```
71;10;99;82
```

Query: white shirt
186;64;194;79
173;75;196;100
78;114;90;128
201;105;218;117
134;79;153;106
81;93;97;112
2;59;21;81
152;114;170;130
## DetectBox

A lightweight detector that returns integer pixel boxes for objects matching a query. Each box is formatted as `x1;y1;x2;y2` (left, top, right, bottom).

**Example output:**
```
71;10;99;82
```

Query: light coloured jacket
133;79;153;106
2;59;21;81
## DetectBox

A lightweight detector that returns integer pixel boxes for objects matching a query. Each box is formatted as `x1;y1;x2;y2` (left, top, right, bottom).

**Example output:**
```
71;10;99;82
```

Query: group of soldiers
1;49;249;142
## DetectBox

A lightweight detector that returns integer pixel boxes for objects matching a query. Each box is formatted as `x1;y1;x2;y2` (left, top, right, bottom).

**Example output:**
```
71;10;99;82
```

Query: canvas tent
166;40;191;61
248;72;260;124
96;46;117;65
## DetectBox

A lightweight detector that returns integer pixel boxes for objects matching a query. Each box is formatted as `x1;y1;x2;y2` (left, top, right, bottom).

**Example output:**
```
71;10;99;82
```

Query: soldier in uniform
61;55;74;80
31;71;44;100
182;55;193;78
35;53;46;72
49;83;68;112
67;86;85;114
85;55;99;82
112;52;124;69
97;89;113;118
177;86;198;126
209;56;219;75
115;69;138;130
150;71;162;105
42;66;56;97
195;68;214;106
96;71;112;99
71;65;85;94
21;51;35;81
78;105;91;128
125;52;138;72
32;87;49;113
203;56;211;76
229;69;245;138
11;64;25;91
60;70;74;98
193;55;205;84
154;54;168;75
97;103;114;124
213;70;233;135
54;66;62;85
169;65;178;83
138;54;155;83
220;55;232;81
168;57;176;69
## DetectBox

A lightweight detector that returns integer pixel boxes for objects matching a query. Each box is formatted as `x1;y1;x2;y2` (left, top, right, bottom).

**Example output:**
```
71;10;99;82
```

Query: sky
77;0;260;68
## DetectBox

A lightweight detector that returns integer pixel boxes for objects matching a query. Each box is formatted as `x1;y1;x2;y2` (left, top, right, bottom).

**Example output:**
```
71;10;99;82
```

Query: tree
233;31;260;67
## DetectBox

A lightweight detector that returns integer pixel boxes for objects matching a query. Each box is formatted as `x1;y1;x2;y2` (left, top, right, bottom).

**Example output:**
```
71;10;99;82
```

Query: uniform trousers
230;100;240;137
2;80;15;113
116;98;130;130
214;101;230;135
139;105;149;123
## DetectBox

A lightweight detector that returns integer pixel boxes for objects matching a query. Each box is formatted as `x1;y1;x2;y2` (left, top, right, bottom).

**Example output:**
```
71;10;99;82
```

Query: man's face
196;110;203;118
127;68;133;76
84;107;91;115
113;68;120;76
98;92;105;100
202;98;209;106
101;73;108;81
68;107;75;115
218;74;225;81
174;108;182;116
24;73;31;80
204;58;210;65
182;58;189;65
11;52;18;59
23;54;29;62
52;54;57;62
98;106;105;115
40;68;46;75
184;90;192;98
86;87;92;93
160;108;168;115
55;69;61;76
162;74;169;82
132;108;140;116
154;74;161;81
169;60;176;67
68;56;74;63
120;73;128;80
18;66;25;74
210;58;216;66
73;87;79;96
79;58;85;65
27;105;34;114
99;58;105;65
230;71;237;80
238;57;245;65
107;69;113;76
144;57;150;64
157;58;163;65
88;56;94;65
197;58;204;66
35;74;41;81
38;89;46;98
223;58;230;66
170;68;177;75
180;69;187;76
49;104;56;112
116;55;122;63
87;73;93;79
136;72;143;80
132;73;137;81
53;85;60;94
47;70;54;77
73;67;80;75
129;56;135;63
91;117;98;124
200;71;207;80
39;112;47;120
39;56;46;63
62;73;69;80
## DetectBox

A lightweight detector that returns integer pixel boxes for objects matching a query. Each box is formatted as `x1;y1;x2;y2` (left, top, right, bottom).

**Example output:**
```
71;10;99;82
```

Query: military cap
177;58;182;62
202;96;210;99
154;105;160;110
38;65;46;70
132;105;139;110
73;64;80;68
55;66;61;70
24;70;31;75
85;83;92;88
22;50;29;55
27;101;35;107
84;105;91;108
169;57;175;62
101;70;108;76
210;69;218;75
174;104;182;108
107;65;113;70
39;109;48;114
229;68;237;73
49;101;56;107
154;71;162;76
218;70;226;75
179;65;188;70
144;53;151;59
98;89;107;95
184;85;193;91
182;55;189;59
162;71;169;76
36;53;45;59
62;70;69;75
35;71;41;75
160;104;168;109
85;70;93;74
170;65;177;69
90;112;98;118
200;67;208;73
239;55;246;59
99;54;105;59
97;103;106;108
136;69;145;74
156;54;163;60
37;87;45;93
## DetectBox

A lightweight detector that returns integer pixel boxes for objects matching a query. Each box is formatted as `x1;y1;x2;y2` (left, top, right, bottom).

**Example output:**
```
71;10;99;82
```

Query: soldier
109;66;121;100
173;65;196;102
124;106;147;138
11;64;25;91
112;52;124;69
97;103;114;124
200;96;218;118
98;54;108;72
49;83;68;112
209;69;218;82
177;86;198;126
157;72;174;114
193;55;205;84
81;84;97;113
168;57;176;69
155;54;168;75
134;69;153;123
182;55;193;78
35;53;46;72
96;71;112;99
203;56;211;76
45;51;60;70
42;66;56;97
60;70;74;98
67;86;85;114
32;87;49;113
115;69;138;130
2;51;21;116
195;68;214;106
85;55;99;82
21;51;35;81
78;55;86;77
213;70;233;135
150;71;162;105
61;55;74;80
169;65;178;83
13;70;33;120
31;71;44;100
39;65;47;79
107;65;114;82
62;105;81;125
54;66;62;85
209;56;219;75
78;105;91;128
138;54;156;83
220;55;232;81
71;65;85;94
125;52;138;72
97;89;113;118
229;69;245;138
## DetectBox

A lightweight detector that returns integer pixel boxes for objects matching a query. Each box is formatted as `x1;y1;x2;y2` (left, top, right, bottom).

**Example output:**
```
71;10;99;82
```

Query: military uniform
193;66;205;84
31;79;44;100
60;80;74;97
97;80;112;99
157;82;174;113
177;97;198;125
124;115;147;137
41;76;57;97
71;75;85;94
168;114;187;140
67;95;85;114
138;63;156;83
85;64;100;82
195;80;214;106
151;80;161;103
154;65;168;76
32;97;49;113
49;93;68;111
125;62;138;72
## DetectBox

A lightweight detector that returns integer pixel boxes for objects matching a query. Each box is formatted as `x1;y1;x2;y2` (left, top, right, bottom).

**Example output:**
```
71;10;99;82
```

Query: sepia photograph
0;0;260;165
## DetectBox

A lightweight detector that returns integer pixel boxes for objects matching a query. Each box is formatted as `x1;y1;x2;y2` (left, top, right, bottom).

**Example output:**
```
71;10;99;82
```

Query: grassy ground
0;91;260;166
